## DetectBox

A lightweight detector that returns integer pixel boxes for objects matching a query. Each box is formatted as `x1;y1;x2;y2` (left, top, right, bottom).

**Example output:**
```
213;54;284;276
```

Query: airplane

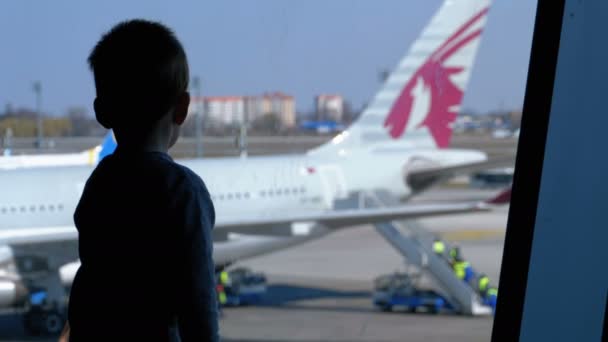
0;131;116;170
0;0;502;334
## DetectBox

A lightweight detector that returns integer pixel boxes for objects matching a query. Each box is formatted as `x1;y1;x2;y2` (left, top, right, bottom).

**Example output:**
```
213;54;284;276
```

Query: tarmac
217;188;506;342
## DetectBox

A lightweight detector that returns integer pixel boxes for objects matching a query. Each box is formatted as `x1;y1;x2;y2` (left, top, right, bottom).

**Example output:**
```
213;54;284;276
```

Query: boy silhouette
67;19;219;341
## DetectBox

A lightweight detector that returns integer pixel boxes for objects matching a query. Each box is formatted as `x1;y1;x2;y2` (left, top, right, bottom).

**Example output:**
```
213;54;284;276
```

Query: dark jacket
68;150;219;341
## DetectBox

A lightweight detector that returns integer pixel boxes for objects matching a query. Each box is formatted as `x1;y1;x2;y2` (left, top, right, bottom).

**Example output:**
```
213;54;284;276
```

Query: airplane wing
0;188;510;247
217;194;507;232
406;156;515;192
0;203;483;247
0;227;77;246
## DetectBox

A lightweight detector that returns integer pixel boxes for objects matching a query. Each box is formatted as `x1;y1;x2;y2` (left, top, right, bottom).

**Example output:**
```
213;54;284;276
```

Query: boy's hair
88;19;189;130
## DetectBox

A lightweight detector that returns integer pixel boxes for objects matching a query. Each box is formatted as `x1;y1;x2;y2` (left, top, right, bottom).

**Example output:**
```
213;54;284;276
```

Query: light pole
33;81;43;149
192;76;203;158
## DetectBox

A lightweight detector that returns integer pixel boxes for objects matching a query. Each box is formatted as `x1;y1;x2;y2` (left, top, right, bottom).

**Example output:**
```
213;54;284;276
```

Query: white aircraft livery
0;131;116;170
0;0;498;333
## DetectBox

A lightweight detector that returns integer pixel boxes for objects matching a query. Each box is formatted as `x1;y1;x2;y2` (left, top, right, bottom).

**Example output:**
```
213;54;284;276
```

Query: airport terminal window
1;2;533;340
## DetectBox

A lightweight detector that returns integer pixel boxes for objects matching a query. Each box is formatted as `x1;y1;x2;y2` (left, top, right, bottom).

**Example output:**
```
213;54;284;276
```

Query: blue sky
0;0;537;116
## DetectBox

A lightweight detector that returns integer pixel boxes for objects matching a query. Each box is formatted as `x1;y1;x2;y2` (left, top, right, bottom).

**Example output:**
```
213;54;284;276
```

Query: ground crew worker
453;258;472;282
486;287;498;310
216;283;227;317
478;274;490;296
220;270;231;288
432;238;446;257
449;245;461;262
216;270;231;315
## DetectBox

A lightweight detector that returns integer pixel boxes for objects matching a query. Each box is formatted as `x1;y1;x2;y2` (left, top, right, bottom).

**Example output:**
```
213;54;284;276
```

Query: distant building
315;94;344;123
260;92;296;129
189;92;295;129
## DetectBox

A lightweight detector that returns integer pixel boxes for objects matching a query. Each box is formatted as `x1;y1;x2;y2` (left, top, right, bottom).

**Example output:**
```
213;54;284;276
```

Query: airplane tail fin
97;131;117;161
85;131;116;165
309;0;491;156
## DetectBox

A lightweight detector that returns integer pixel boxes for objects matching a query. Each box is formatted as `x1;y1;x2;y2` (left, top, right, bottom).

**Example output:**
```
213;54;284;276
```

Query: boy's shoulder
93;152;206;190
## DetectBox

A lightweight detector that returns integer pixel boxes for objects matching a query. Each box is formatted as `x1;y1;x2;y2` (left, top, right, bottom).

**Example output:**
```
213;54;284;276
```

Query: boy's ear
94;98;113;129
172;92;190;125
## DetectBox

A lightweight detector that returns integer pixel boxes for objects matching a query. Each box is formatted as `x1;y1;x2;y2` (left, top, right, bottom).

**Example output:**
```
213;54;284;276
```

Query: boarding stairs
335;190;493;316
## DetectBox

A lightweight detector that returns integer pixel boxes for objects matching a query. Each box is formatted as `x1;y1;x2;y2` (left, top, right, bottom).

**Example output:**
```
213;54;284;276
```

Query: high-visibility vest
487;287;498;297
453;261;470;280
479;276;490;292
433;241;445;254
450;247;460;260
220;271;230;285
218;291;227;304
216;284;227;304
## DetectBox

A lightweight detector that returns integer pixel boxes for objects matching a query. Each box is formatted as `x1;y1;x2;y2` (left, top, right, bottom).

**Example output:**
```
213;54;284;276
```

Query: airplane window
49;205;55;211
219;194;224;200
293;187;299;194
58;204;64;211
10;207;16;213
1;207;6;214
235;193;241;199
244;192;250;199
284;188;290;195
260;191;266;197
20;206;26;213
300;186;306;193
268;190;274;196
30;205;36;212
227;193;233;200
39;205;45;212
276;189;282;195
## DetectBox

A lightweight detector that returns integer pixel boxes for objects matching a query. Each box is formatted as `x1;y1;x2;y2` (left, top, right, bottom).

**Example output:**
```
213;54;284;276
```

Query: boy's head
89;19;190;147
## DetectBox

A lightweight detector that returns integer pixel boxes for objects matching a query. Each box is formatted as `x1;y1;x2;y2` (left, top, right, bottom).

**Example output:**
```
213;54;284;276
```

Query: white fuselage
0;148;100;170
0;146;484;231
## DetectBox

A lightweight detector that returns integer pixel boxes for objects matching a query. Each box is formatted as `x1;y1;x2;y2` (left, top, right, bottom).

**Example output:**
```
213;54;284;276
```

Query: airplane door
318;164;348;207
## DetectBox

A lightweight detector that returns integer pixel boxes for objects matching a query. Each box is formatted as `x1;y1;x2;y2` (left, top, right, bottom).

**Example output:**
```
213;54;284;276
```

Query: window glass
1;1;536;340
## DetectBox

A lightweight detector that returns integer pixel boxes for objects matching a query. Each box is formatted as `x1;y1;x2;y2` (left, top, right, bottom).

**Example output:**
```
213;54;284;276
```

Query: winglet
485;187;511;205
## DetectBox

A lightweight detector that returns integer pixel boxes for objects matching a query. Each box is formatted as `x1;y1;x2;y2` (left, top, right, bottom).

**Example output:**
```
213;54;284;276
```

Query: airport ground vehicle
223;268;267;306
22;288;65;336
372;273;453;314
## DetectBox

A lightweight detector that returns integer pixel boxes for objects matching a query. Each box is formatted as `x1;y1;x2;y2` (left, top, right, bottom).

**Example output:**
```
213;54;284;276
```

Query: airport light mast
33;81;43;149
192;76;203;157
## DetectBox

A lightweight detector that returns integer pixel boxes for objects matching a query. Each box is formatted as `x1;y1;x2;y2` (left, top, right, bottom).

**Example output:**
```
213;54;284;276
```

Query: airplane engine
0;278;28;307
402;156;440;193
